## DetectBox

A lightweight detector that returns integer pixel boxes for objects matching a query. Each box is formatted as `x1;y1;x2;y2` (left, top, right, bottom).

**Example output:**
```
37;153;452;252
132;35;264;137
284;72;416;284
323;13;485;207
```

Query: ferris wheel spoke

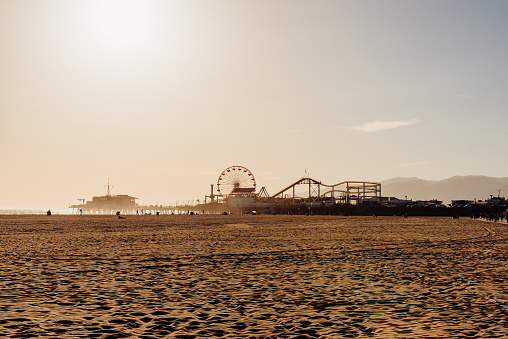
217;166;256;197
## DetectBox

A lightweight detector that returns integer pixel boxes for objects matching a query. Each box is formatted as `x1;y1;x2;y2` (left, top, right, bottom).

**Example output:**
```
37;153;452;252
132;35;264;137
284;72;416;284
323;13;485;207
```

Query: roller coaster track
266;177;321;201
264;177;381;202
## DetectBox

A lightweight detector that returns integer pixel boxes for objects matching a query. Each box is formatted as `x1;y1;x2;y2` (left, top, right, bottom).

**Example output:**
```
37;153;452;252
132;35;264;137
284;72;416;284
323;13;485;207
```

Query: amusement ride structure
263;177;382;205
217;166;257;197
70;166;382;214
204;165;382;212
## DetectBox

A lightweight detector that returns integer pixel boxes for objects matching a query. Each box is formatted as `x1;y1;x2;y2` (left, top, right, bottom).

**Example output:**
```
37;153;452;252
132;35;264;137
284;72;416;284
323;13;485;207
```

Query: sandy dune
0;215;507;338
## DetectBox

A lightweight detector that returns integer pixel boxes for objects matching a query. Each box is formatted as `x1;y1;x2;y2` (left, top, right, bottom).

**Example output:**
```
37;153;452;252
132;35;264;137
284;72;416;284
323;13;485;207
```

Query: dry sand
0;214;507;338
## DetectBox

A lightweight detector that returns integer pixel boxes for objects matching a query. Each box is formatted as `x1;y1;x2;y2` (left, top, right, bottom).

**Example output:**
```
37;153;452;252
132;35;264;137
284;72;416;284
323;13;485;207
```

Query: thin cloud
399;161;428;167
350;118;421;133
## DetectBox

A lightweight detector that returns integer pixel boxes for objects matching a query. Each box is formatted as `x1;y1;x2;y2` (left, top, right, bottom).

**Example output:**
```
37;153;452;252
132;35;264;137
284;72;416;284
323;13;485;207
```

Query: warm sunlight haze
2;3;508;337
88;0;154;53
1;0;508;209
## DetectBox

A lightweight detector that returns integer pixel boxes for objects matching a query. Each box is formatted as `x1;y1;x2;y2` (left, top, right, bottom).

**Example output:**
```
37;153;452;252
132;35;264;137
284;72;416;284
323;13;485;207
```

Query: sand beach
0;214;507;338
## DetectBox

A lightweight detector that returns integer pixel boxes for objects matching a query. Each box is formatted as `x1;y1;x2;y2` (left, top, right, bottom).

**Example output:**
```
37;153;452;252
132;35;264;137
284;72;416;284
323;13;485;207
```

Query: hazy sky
1;0;508;209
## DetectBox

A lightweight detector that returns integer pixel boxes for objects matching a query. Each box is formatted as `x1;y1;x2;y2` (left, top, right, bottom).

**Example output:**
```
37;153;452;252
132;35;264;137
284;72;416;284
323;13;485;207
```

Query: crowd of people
470;212;508;223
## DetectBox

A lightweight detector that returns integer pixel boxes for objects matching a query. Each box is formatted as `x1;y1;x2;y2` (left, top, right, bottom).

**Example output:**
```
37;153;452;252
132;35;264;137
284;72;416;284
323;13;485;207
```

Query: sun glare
89;0;153;52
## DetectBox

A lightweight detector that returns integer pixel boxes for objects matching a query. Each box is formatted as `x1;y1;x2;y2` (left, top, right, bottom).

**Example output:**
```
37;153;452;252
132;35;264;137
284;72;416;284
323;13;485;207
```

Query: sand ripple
0;215;507;338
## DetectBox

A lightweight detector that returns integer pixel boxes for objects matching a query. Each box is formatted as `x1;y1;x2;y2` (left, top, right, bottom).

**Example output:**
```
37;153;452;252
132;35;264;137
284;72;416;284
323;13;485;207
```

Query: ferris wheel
217;166;256;197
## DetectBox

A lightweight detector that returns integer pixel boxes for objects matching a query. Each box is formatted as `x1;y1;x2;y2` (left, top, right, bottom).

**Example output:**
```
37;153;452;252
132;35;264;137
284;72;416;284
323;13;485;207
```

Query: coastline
0;209;74;215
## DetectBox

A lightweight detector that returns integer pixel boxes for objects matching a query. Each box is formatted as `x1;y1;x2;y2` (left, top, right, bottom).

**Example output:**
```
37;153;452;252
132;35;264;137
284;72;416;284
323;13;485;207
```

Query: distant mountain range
381;176;508;204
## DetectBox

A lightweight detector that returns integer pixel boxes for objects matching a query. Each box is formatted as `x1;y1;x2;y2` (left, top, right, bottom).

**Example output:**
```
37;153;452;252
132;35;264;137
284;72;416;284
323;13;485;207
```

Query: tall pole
346;183;349;205
106;178;111;196
309;179;311;203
